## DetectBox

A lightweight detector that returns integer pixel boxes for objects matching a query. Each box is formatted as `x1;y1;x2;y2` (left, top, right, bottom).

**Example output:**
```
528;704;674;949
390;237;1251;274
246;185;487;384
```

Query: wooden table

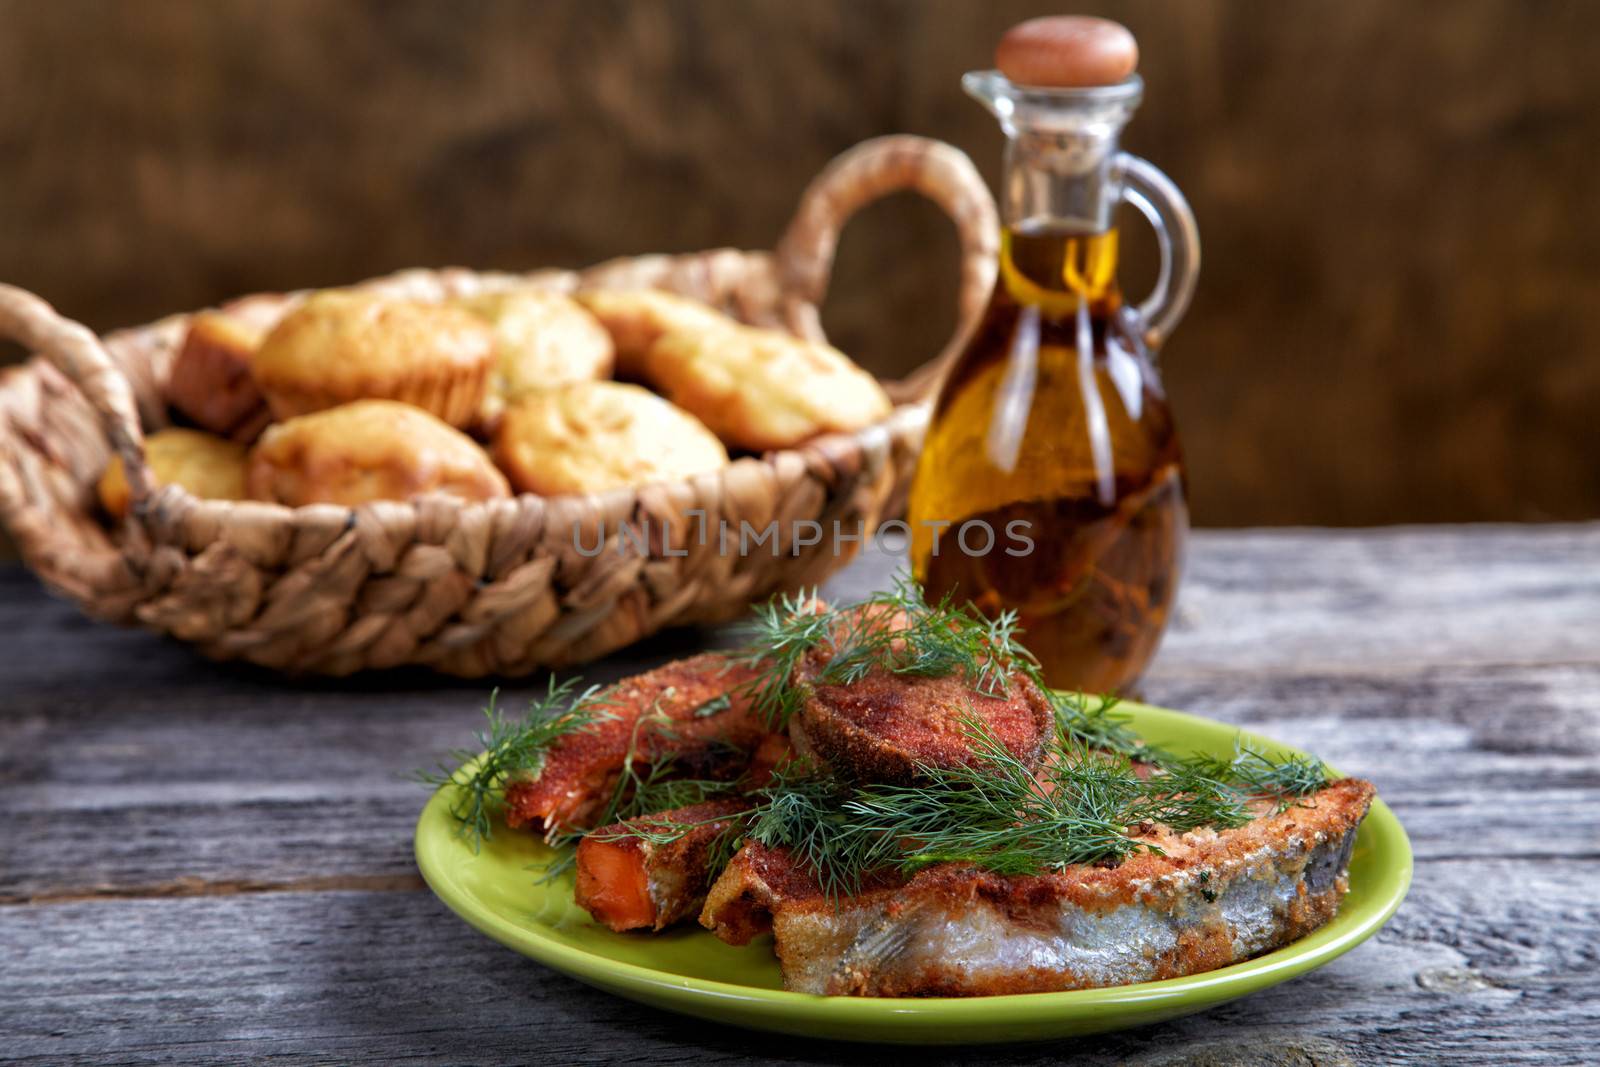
4;525;1597;1065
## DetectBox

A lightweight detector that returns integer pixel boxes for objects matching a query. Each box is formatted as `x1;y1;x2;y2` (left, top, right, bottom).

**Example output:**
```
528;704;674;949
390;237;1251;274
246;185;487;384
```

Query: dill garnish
606;707;1333;901
416;679;611;851
737;573;1041;728
740;736;1146;899
1163;744;1331;815
739;719;1149;898
419;675;750;876
736;712;1331;898
1051;692;1329;812
736;590;836;728
1052;691;1149;757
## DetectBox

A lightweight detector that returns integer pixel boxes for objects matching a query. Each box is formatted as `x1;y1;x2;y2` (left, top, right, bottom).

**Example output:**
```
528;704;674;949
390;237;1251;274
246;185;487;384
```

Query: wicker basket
0;136;997;677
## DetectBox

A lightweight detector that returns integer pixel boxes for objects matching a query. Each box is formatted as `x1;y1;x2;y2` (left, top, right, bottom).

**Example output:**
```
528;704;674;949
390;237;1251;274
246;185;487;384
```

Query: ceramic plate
415;700;1412;1044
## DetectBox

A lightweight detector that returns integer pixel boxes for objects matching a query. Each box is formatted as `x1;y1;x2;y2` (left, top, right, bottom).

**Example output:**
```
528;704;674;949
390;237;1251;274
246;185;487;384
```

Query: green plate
414;700;1412;1044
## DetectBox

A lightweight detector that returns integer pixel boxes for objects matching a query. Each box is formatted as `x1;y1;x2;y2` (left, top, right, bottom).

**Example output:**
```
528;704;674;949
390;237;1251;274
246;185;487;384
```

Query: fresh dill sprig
1053;691;1148;757
839;727;1151;884
744;769;883;899
736;588;834;727
686;712;1333;900
726;728;1151;900
736;573;1041;728
1126;758;1254;832
1163;743;1330;813
1050;692;1329;813
417;678;610;851
422;672;755;877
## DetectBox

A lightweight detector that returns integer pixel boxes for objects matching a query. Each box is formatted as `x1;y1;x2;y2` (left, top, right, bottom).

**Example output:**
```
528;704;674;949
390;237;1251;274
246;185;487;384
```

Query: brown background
2;0;1596;535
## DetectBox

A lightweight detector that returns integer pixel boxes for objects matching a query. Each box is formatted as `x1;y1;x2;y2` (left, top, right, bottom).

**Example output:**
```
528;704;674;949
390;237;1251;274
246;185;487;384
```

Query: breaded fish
503;653;766;833
789;658;1054;785
576;798;751;932
702;777;1375;996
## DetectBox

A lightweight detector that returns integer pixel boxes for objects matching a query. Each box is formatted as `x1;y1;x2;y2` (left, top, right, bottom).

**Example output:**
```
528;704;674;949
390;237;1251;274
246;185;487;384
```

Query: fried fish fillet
503;653;766;833
782;601;1053;785
571;734;791;933
702;777;1375;996
789;659;1054;785
576;798;752;932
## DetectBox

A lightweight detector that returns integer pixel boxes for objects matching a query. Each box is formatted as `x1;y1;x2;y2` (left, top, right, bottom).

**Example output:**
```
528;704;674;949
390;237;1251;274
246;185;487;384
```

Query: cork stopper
995;16;1139;88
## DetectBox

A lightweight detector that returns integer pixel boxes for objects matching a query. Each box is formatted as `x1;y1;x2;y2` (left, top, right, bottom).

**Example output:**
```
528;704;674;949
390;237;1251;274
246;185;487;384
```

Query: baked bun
644;325;891;452
246;399;509;507
456;289;614;424
97;428;248;518
252;291;494;427
575;289;735;378
491;381;728;496
165;311;271;441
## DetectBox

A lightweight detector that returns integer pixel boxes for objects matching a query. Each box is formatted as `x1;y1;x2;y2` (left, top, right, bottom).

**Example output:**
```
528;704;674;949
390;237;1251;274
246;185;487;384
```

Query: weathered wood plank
2;857;1595;1066
1151;524;1600;675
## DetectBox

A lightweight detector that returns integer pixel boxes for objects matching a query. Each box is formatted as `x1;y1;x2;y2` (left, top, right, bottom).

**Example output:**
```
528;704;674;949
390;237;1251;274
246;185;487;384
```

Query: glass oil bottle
908;63;1200;696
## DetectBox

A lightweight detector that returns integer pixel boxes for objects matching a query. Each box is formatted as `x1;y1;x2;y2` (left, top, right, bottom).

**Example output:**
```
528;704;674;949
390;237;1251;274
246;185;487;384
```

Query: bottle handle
1112;153;1199;350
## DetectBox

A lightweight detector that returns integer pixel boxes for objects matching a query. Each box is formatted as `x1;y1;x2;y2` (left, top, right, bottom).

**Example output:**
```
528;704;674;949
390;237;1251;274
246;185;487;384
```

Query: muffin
98;428;249;518
492;381;729;496
456;289;614;423
643;325;892;452
251;291;495;427
575;289;737;378
165;311;272;441
246;399;510;507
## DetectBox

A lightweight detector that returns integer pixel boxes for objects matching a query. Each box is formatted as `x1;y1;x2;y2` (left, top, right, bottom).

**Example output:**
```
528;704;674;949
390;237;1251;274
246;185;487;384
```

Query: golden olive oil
909;223;1187;695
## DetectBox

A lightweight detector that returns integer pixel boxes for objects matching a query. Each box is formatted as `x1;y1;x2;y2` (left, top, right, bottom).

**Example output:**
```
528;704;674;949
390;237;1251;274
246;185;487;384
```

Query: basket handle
0;284;150;503
774;135;998;403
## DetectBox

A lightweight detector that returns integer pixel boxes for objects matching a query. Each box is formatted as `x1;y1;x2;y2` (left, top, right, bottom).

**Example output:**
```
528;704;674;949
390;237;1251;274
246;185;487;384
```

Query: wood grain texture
1;0;1598;534
3;525;1599;1063
4;863;1594;1067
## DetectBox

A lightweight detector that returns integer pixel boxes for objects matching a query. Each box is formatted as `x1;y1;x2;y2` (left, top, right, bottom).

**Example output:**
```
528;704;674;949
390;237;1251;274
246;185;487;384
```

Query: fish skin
702;777;1375;996
503;652;767;833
